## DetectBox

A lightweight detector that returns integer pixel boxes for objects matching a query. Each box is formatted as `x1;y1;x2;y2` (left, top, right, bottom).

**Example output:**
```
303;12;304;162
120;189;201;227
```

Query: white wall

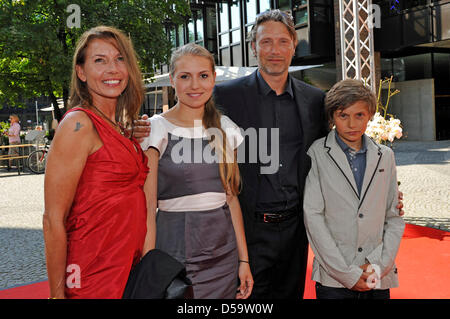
386;78;436;141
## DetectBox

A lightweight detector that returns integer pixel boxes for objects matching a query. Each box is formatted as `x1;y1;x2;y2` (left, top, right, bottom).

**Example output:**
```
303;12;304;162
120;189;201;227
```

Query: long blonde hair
169;43;241;196
68;26;144;127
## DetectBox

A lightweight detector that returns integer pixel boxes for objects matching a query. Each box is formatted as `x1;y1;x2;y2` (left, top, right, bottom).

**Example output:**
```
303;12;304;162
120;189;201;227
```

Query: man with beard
213;10;327;299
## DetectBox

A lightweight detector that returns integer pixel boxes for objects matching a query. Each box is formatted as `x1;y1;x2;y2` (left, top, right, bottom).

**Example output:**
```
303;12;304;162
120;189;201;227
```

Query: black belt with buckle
255;208;298;223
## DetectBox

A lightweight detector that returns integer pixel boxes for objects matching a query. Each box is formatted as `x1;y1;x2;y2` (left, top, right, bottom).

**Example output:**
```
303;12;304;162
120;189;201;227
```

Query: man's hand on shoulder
131;114;151;143
397;191;405;217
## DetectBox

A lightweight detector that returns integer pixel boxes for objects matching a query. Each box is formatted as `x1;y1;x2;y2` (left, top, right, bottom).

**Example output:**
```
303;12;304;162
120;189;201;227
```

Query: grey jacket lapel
324;131;360;200
359;135;382;208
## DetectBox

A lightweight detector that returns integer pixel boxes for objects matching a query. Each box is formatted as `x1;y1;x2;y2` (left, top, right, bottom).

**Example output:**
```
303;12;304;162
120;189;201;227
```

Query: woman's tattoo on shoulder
74;122;83;132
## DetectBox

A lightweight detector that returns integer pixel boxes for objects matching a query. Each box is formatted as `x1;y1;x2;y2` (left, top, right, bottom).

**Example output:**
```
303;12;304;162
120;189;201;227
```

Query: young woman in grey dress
140;43;253;299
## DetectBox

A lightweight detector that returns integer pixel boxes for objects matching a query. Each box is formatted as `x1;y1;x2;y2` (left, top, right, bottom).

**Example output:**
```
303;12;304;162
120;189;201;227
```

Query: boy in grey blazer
303;79;405;299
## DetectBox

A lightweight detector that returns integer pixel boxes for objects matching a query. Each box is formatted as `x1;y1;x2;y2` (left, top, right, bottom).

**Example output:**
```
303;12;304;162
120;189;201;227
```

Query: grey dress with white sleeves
140;114;244;299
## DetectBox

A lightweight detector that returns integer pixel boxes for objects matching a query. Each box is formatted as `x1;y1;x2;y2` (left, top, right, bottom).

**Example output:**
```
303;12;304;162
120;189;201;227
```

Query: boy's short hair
324;79;377;128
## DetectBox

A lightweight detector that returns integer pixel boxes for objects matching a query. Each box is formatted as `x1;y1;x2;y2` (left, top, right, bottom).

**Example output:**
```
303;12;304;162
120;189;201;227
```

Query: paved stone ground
0;140;448;290
0;171;46;289
393;140;450;231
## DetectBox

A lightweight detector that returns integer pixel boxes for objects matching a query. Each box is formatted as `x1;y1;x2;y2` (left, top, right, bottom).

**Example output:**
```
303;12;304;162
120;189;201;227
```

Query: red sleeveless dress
63;107;149;299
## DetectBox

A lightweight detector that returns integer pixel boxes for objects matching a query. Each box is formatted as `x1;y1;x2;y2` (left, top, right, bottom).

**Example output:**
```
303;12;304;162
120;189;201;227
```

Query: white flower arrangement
365;76;403;145
366;112;403;144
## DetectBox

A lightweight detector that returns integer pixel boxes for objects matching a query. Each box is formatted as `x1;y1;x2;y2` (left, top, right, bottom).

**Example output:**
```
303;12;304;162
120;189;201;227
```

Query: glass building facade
146;0;450;140
373;0;450;140
161;0;335;68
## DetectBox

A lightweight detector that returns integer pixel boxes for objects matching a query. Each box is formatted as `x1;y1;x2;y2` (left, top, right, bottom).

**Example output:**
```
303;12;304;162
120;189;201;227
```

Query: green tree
0;0;190;120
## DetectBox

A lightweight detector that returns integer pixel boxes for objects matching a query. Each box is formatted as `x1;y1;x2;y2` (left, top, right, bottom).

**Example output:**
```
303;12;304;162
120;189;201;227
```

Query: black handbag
122;249;193;299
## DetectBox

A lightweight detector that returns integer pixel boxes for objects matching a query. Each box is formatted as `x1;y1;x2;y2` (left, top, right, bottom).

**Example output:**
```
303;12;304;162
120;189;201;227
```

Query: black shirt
255;70;303;212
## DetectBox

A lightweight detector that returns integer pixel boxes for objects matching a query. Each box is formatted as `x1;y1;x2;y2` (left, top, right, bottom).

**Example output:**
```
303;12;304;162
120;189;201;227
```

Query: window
246;0;257;23
205;6;217;56
218;1;243;66
196;10;204;42
381;54;433;82
221;33;230;46
312;6;329;23
232;30;240;43
188;18;195;43
162;5;218;71
178;24;185;46
168;26;176;48
231;1;241;43
259;0;271;13
293;0;308;26
231;1;240;28
219;3;230;47
295;8;308;24
233;45;243;66
404;0;427;9
279;0;290;11
220;3;229;32
221;48;231;66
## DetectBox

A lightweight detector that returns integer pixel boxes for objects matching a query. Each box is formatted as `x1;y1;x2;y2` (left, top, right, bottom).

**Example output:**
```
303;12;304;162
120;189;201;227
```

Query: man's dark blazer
213;70;328;244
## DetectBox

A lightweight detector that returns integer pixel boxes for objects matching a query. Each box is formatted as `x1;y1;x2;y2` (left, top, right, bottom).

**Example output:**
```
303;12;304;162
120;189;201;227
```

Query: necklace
90;104;125;136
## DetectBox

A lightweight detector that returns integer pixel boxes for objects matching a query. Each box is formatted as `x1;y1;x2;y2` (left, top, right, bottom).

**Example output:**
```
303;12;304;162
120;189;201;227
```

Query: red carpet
0;224;449;299
304;223;450;299
0;280;49;299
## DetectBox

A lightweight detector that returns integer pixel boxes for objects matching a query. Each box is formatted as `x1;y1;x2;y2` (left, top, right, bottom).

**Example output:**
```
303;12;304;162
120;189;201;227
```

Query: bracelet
238;260;249;264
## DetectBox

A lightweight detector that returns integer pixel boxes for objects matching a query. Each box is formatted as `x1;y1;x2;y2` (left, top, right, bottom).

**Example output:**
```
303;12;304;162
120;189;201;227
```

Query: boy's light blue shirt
334;131;367;196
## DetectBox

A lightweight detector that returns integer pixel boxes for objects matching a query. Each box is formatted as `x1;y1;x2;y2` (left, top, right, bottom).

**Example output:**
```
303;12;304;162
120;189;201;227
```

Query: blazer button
359;213;364;218
358;247;363;252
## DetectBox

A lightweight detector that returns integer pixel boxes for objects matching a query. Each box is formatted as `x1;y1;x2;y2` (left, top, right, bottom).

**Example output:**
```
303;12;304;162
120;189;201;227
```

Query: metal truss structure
338;0;376;90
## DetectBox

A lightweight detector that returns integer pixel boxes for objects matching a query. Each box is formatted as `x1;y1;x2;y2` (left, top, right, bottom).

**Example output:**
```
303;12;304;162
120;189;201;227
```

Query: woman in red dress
43;26;149;299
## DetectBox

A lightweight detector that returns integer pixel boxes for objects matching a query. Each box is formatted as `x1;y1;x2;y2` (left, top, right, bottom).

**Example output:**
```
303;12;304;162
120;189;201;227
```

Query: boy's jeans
315;282;390;299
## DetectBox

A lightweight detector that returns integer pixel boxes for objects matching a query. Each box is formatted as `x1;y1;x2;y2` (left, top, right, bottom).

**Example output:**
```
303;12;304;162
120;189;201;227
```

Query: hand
351;270;373;292
397;191;404;217
359;263;371;272
235;262;253;299
131;114;151;143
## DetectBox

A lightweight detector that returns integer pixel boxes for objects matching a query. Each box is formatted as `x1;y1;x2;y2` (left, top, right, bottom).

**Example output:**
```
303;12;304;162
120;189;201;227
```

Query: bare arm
43;111;99;299
227;193;253;299
142;147;159;257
